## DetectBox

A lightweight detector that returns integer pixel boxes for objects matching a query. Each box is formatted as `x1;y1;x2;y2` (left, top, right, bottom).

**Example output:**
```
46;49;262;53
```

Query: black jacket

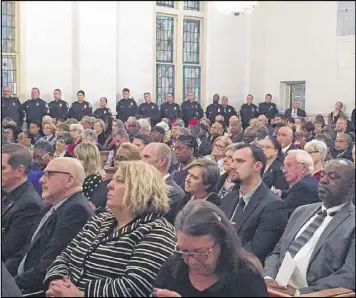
116;98;138;122
198;135;215;157
2;262;22;297
221;104;238;126
174;193;221;217
284;108;306;119
68;101;93;121
2;96;24;126
223;182;288;264
262;158;289;190
160;102;182;121
181;100;203;125
22;98;49;125
240;103;259;128
93;107;112;122
281;175;319;218
5;192;93;294
205;103;224;124
352;109;355;127
97;131;108;146
2;181;43;262
164;176;185;224
48;99;69;121
258;102;278;119
138;102;161;126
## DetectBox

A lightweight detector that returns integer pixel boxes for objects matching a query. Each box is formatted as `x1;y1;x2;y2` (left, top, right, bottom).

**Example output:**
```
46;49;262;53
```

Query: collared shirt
285;203;346;289
54;150;67;158
238;180;262;210
282;143;292;154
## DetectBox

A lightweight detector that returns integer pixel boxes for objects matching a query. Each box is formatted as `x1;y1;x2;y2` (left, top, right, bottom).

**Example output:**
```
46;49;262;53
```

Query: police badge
59;104;62;107
36;103;39;106
84;105;87;109
104;110;106;114
174;107;177;110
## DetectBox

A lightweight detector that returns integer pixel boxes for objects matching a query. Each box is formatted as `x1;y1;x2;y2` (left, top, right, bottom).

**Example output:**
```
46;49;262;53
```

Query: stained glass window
156;1;174;8
183;19;200;64
156;64;175;105
2;55;17;94
184;1;200;11
156;16;174;63
183;66;201;102
2;1;16;52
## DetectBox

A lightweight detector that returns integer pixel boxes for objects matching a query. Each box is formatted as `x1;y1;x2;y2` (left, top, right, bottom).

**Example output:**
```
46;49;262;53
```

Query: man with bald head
277;126;297;155
141;143;185;224
228;115;243;143
4;157;93;295
258;114;274;137
2;86;24;126
264;159;355;295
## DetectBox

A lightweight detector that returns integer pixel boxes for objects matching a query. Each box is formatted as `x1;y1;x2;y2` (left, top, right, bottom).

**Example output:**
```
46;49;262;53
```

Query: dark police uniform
240;103;259;129
93;107;112;122
258;102;278;119
205;103;224;124
181;100;204;126
138;102;161;126
48;99;69;121
116;98;138;122
22;98;49;125
160;102;181;121
1;96;24;126
221;104;238;125
68;100;93;121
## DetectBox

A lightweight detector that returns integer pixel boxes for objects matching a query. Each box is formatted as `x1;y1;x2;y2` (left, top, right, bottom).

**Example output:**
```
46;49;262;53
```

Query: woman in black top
259;137;289;191
217;144;237;199
153;200;267;297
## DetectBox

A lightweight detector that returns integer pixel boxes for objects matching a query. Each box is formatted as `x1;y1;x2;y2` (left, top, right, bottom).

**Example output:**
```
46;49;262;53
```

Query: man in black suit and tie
222;143;288;264
284;99;306;119
277;126;297;156
263;159;355;296
2;144;43;262
4;157;93;295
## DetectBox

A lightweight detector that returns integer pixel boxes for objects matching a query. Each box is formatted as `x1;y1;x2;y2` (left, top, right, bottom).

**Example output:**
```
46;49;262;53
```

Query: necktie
17;207;56;275
231;197;246;221
287;209;335;258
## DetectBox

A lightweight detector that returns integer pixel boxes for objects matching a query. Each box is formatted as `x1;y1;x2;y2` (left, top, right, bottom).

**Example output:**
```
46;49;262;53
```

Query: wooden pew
104;167;117;180
268;287;355;297
100;151;110;169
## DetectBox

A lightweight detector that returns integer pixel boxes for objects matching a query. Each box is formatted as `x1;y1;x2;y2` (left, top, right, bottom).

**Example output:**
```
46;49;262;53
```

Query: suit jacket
226;182;288;264
5;192;93;293
262;158;289;191
283;143;298;156
2;180;43;262
263;202;355;294
2;262;22;297
281;175;320;218
284;108;306;119
164;176;185;224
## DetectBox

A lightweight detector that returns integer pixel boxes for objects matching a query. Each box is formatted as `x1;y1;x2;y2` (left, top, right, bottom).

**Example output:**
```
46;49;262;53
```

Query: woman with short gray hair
54;132;73;158
304;139;328;182
68;124;84;154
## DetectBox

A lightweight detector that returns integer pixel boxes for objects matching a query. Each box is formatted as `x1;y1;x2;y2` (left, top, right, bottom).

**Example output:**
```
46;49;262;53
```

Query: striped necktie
288;209;336;258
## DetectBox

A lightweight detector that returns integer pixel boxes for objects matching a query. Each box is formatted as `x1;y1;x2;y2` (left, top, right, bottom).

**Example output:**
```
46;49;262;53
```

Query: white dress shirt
282;143;292;154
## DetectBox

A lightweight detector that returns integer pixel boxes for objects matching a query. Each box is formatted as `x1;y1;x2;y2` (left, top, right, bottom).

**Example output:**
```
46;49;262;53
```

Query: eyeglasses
174;242;216;262
259;145;276;150
306;150;319;154
43;170;71;178
115;155;129;162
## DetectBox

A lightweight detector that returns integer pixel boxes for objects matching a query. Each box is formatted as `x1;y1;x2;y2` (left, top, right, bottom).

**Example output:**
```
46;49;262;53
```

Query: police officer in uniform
21;87;49;126
160;92;181;122
138;92;161;126
181;92;204;126
240;94;259;130
1;86;24;126
116;88;138;123
258;93;278;120
221;95;238;126
68;90;93;121
48;89;69;121
205;94;224;124
93;97;112;122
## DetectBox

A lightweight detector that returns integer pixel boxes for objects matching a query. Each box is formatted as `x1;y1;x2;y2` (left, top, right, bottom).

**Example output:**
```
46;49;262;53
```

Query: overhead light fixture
215;1;257;16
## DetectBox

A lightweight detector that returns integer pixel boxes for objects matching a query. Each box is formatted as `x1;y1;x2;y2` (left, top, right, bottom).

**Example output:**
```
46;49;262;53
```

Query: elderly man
141;143;185;224
257;115;274;136
277;126;297;155
4;158;93;295
228;116;243;143
280;150;319;217
263;159;355;296
2;144;43;261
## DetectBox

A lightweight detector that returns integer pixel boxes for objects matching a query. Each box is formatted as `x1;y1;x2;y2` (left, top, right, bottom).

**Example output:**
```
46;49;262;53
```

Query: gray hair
70;123;84;134
186;158;220;193
81;115;94;126
287;149;314;175
94;119;106;131
113;128;129;140
56;131;73;145
33;139;55;154
304;139;328;161
338;133;353;147
138;118;151;132
178;127;191;136
2;143;33;175
81;129;98;142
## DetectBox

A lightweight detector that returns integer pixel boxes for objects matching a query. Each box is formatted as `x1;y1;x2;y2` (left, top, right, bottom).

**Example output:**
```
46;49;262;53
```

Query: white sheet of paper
275;252;296;287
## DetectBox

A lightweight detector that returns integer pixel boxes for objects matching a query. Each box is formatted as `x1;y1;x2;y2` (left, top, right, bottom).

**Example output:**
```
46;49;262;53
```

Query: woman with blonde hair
44;161;176;297
113;142;141;167
74;142;104;199
40;120;57;145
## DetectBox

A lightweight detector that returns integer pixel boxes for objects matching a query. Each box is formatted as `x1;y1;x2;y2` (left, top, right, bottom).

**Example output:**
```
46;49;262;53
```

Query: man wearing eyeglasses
4;157;93;296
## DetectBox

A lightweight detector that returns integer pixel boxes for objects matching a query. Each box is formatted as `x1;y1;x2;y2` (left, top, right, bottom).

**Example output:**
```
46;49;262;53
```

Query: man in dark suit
284;99;306;119
223;143;288;264
263;159;355;296
277;126;297;156
141;142;185;224
281;149;320;217
2;144;43;262
4;157;93;295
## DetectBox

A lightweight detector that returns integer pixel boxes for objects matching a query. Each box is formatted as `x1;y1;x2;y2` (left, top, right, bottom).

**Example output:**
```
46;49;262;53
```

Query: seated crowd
1;86;355;297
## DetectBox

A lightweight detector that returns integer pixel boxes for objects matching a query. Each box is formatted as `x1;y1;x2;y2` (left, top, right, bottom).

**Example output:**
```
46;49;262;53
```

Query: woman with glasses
304;140;328;182
74;142;104;200
40;120;57;146
259;137;288;191
208;136;232;174
153;200;267;297
44;161;176;297
54;132;73;158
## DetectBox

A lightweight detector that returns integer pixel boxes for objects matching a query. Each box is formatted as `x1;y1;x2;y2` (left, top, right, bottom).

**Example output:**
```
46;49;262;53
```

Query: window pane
1;1;16;53
156;16;174;63
156;64;175;106
183;19;200;64
183;66;201;102
337;1;355;36
156;1;174;8
184;1;200;11
2;55;17;95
